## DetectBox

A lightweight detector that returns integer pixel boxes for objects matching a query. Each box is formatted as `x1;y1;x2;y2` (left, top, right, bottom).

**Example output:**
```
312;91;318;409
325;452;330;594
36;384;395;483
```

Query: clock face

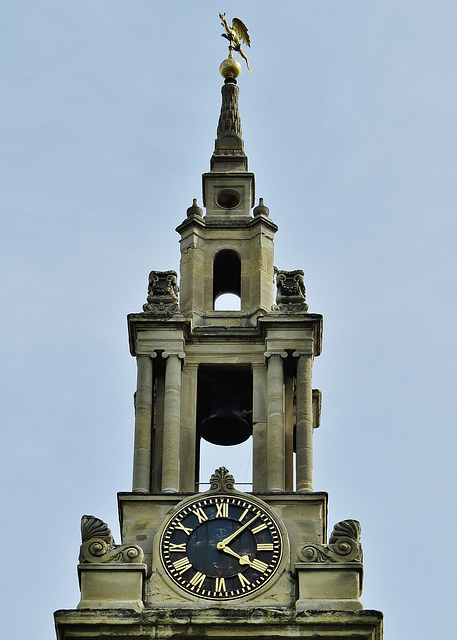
160;494;283;600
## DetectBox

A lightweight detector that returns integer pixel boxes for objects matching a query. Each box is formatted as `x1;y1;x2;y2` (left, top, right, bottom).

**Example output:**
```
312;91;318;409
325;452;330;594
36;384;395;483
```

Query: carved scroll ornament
143;270;179;315
273;268;309;313
297;519;363;564
79;515;144;564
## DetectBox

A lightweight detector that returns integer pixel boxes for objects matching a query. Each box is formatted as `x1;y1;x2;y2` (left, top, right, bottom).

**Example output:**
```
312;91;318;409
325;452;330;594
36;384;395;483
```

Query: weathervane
219;12;252;78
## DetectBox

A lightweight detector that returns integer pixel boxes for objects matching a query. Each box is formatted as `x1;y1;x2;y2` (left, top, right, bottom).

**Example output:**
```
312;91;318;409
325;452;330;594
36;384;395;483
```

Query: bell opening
197;366;252;447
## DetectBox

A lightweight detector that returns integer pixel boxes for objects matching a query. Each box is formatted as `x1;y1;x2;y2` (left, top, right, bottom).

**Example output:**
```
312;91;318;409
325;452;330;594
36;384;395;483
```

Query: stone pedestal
295;563;363;611
77;563;147;612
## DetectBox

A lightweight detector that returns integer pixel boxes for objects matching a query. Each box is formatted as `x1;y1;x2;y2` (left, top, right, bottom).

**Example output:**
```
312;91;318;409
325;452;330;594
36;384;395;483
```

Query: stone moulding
79;539;144;564
54;608;383;640
77;516;147;612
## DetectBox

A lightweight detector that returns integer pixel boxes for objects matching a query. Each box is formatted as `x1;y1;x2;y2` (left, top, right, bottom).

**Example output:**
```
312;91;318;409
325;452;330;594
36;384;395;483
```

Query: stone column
132;353;156;493
294;351;314;492
265;351;287;492
284;373;294;492
161;351;184;493
252;362;267;492
180;363;198;492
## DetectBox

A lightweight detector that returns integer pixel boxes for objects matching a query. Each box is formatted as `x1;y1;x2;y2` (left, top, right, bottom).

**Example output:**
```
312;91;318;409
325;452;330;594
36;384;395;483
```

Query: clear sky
1;2;456;639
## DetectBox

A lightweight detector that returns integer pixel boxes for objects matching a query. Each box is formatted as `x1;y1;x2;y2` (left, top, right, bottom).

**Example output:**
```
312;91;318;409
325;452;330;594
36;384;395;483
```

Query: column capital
264;351;288;360
137;351;158;359
162;351;186;360
293;350;313;359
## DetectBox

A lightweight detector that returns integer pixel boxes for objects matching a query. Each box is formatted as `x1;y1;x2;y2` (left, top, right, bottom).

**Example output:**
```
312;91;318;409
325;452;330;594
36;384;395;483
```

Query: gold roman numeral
189;571;206;589
239;508;250;522
215;577;226;593
237;572;251;588
251;522;267;534
169;543;186;552
191;506;208;523
173;556;192;574
250;558;268;572
216;501;229;518
174;521;193;535
256;543;274;551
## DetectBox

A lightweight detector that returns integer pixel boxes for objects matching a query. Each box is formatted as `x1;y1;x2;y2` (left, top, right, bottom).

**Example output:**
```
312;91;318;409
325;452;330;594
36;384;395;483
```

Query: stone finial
186;198;203;218
210;67;248;171
253;197;270;217
297;519;363;564
272;268;309;313
143;270;179;316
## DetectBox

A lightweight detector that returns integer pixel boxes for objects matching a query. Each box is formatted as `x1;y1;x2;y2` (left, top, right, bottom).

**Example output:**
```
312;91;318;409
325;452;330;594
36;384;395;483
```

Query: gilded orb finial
219;12;252;77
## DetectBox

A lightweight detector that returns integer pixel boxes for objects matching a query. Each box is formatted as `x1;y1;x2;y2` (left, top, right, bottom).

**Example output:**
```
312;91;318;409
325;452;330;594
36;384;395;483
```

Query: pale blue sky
1;2;457;639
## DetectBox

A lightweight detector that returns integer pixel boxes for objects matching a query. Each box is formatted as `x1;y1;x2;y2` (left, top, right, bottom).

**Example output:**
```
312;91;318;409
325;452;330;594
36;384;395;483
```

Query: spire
216;78;242;138
211;77;248;171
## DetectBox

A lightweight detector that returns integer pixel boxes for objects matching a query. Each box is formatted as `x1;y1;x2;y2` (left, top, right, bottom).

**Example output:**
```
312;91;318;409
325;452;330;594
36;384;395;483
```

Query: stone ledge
55;607;383;640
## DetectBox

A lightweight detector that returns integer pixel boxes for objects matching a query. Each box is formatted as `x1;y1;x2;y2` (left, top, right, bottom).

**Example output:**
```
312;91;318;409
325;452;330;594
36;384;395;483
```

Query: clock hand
219;544;253;567
216;513;259;550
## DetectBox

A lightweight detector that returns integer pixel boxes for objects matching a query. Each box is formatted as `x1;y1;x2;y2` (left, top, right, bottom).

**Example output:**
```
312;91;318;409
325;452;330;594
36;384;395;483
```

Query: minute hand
217;514;259;550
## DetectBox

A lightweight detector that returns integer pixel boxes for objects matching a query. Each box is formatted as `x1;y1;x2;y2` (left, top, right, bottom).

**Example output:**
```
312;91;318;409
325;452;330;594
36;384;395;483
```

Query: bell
199;393;252;446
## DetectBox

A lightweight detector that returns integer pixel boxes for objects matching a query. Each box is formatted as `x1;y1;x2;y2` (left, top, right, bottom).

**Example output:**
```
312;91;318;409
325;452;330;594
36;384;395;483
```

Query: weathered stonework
272;268;309;313
295;520;364;611
77;516;147;611
55;57;382;640
143;270;179;315
55;608;383;640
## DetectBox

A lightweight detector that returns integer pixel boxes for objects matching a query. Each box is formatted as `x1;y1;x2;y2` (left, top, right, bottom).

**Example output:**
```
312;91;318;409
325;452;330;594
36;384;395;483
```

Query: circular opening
217;190;240;209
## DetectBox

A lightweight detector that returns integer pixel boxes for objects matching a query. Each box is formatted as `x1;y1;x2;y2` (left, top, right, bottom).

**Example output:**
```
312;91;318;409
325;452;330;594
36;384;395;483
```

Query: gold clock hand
219;544;252;566
216;513;259;550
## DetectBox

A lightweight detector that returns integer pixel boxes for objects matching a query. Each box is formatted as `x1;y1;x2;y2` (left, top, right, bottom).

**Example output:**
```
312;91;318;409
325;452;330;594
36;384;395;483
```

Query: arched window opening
213;250;241;309
214;293;241;310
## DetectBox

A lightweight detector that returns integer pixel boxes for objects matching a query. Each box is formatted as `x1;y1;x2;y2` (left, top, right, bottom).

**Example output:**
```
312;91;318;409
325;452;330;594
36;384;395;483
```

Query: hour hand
218;544;251;566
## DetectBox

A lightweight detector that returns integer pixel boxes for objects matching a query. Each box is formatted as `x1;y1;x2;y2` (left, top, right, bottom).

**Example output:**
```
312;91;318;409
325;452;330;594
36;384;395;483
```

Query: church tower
54;22;383;640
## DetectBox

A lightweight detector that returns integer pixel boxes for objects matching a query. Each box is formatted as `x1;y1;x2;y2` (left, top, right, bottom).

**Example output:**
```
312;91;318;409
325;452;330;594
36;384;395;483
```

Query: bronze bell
199;393;252;446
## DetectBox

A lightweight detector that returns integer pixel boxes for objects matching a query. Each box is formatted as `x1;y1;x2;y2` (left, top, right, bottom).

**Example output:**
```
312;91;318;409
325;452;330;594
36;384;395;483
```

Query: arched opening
196;365;253;491
214;293;241;310
213;250;241;309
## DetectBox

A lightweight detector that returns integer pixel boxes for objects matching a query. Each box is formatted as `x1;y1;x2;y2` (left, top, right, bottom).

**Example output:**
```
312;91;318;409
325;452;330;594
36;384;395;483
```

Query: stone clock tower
54;44;383;640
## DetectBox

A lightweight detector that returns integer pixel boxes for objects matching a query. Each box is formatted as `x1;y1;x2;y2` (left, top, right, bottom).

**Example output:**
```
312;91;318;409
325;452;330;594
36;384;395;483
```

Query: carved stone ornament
208;466;235;493
272;268;309;313
81;515;114;544
143;270;179;315
297;519;363;564
79;515;144;565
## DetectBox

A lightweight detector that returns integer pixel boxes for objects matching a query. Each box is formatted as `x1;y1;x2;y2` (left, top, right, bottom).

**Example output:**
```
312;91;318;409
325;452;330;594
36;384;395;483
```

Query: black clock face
160;494;283;600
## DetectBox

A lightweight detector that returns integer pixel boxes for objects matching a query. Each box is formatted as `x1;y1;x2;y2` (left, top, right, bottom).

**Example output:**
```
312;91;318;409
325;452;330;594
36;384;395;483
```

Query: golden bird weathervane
219;12;252;78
